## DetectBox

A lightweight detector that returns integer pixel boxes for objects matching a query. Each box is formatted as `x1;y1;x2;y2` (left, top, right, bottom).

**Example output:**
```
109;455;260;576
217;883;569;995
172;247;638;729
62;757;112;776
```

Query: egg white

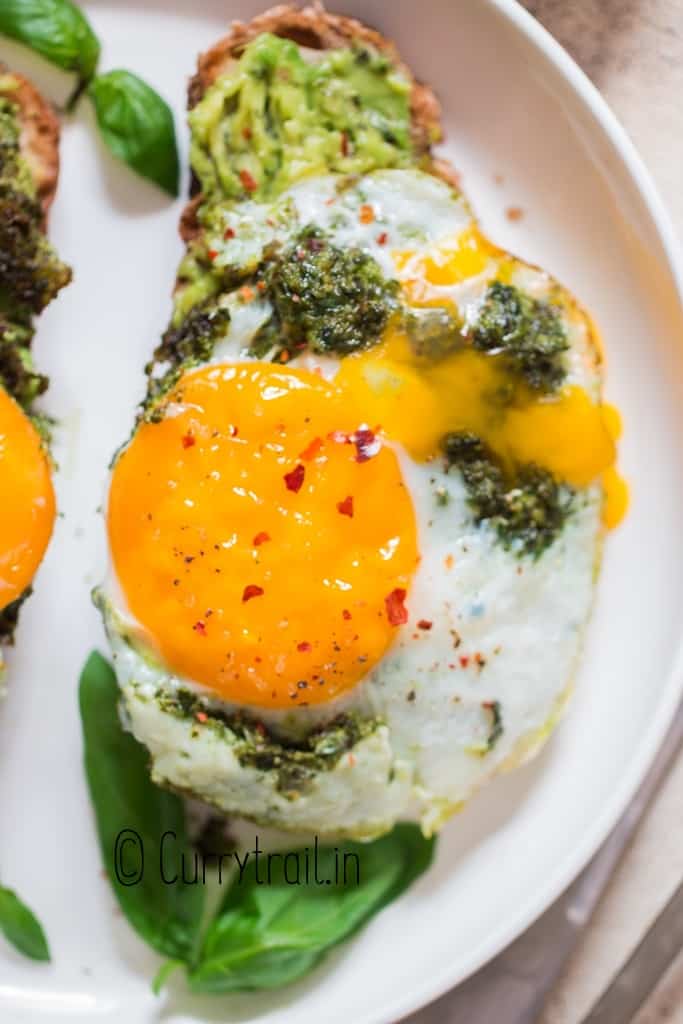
101;169;604;838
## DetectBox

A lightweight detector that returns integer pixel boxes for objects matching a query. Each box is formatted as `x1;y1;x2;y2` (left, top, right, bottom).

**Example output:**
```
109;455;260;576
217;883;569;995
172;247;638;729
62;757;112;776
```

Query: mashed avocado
189;33;413;203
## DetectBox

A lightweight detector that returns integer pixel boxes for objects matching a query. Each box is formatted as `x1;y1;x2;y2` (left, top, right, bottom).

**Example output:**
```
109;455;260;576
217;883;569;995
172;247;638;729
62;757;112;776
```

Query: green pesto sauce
143;302;231;417
443;431;574;558
154;686;379;797
472;281;568;392
251;225;399;357
189;33;413;204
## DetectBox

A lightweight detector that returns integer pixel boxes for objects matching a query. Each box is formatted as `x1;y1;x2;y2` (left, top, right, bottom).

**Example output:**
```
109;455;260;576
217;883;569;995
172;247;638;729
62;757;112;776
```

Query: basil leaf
188;824;435;993
0;0;99;83
0;885;50;961
88;71;179;196
79;651;203;961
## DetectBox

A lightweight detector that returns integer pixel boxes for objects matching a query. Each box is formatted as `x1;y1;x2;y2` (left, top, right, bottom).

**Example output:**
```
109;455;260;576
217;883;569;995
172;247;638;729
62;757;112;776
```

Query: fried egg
99;169;625;837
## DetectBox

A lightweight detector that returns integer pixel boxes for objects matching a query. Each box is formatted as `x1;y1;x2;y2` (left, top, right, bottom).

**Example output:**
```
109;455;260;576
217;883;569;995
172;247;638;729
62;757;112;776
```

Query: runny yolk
335;326;620;492
0;387;55;611
108;363;419;708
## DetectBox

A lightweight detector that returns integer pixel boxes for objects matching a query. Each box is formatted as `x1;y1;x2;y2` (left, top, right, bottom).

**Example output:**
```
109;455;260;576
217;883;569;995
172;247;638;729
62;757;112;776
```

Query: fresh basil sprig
78;650;437;996
0;884;50;961
186;824;436;993
79;651;204;961
88;71;179;197
0;0;179;195
0;0;99;86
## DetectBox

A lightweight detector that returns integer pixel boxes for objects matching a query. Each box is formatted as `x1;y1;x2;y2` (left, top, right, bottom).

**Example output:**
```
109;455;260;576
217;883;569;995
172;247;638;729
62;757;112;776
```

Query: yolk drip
108;363;418;708
0;388;55;611
390;226;627;525
335;327;619;490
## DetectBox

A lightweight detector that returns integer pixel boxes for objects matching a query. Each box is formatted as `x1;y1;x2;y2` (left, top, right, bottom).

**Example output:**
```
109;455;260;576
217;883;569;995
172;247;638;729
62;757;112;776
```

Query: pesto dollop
443;431;573;557
252;225;398;357
189;33;413;204
472;281;568;392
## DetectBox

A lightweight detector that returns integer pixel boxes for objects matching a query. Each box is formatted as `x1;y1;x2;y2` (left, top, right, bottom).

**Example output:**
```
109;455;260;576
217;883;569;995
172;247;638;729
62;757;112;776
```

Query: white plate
1;1;682;1021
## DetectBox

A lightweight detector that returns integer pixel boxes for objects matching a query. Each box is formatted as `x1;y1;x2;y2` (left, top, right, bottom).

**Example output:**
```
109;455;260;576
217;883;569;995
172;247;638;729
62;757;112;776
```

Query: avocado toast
99;4;621;839
0;68;70;672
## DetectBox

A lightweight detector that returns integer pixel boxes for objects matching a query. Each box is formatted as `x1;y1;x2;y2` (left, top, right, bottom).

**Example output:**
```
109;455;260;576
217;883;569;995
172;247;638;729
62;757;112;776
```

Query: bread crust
180;2;450;244
0;67;60;221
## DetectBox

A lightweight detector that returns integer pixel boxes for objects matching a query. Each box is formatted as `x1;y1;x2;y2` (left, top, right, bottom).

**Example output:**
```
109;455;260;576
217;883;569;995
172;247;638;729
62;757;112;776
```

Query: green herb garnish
79;651;205;962
184;824;435;994
0;1;180;195
0;0;99;96
0;883;50;961
88;71;179;197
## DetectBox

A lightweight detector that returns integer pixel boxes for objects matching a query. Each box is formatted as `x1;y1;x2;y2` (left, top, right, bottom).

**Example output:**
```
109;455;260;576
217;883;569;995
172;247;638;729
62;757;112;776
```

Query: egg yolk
335;327;619;491
393;227;502;307
108;363;419;708
0;387;55;611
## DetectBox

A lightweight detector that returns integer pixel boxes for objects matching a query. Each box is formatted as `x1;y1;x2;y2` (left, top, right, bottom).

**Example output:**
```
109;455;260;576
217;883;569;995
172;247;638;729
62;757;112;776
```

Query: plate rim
381;0;683;1020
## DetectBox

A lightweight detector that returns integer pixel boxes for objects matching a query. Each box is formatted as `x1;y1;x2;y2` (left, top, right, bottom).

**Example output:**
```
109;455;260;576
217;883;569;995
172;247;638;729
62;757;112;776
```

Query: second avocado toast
0;67;70;676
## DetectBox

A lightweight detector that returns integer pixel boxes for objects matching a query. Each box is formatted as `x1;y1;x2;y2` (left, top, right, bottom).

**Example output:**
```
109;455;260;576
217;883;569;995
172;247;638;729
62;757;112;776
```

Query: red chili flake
253;531;271;546
278;349;290;363
207;249;219;261
376;231;388;245
242;125;253;140
347;753;356;767
417;619;433;631
299;436;323;461
223;226;236;240
239;168;257;192
297;641;312;652
359;203;374;224
474;652;486;668
256;280;267;292
240;285;255;302
352;427;381;463
283;463;305;493
193;620;207;636
181;433;195;449
342;609;352;621
340;131;350;156
385;588;408;626
242;584;264;602
195;710;208;723
255;721;266;735
337;495;354;518
229;424;239;437
459;654;470;668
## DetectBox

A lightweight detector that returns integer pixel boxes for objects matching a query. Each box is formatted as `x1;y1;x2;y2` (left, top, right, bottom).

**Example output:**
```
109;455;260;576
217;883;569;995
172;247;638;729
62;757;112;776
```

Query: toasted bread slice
180;2;456;244
0;67;60;221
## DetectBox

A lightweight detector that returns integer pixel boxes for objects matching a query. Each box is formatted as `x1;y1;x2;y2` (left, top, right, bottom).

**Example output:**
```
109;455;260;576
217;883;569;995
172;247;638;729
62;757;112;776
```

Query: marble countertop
525;3;683;1021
